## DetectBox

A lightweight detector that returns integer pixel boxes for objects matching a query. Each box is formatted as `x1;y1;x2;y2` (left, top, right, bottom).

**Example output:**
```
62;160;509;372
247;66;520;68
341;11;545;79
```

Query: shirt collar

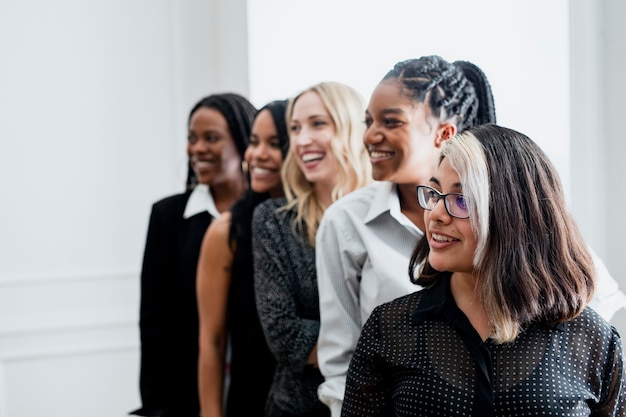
183;184;220;219
364;181;394;223
364;182;422;234
411;274;450;324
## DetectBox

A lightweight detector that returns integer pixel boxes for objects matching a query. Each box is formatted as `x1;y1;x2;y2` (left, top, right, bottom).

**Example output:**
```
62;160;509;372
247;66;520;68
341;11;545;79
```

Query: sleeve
316;206;366;417
136;203;171;412
587;246;626;322
341;306;391;417
592;326;626;416
252;203;320;370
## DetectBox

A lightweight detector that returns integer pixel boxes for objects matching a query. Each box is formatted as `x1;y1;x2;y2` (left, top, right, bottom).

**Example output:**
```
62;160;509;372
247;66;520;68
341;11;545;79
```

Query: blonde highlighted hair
410;124;594;343
281;81;371;246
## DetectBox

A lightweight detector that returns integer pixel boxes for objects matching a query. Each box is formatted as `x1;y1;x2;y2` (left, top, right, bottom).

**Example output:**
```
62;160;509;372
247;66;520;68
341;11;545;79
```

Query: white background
0;1;624;416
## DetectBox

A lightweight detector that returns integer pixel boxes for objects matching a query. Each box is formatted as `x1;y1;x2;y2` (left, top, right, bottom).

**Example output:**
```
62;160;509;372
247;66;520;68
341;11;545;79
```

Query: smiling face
364;80;451;185
288;91;339;188
187;107;242;186
245;109;284;197
425;158;477;275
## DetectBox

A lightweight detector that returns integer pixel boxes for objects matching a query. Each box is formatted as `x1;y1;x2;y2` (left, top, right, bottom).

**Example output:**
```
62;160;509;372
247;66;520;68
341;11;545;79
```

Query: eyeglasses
416;185;470;219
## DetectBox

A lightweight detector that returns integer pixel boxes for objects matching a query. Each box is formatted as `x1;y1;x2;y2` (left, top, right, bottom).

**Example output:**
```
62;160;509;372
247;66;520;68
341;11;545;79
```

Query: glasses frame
416;185;470;219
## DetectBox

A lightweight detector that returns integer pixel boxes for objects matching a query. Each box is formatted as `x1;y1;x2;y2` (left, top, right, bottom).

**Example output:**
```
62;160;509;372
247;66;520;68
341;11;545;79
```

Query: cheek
270;150;284;166
322;125;337;143
220;141;241;160
243;147;253;163
461;225;478;254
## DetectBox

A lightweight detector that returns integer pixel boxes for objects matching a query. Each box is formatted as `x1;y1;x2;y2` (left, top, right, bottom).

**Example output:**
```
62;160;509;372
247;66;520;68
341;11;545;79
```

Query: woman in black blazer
130;93;256;417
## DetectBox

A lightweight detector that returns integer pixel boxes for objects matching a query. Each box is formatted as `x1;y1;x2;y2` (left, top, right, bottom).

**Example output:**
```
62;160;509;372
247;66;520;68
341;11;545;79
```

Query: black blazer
130;190;213;417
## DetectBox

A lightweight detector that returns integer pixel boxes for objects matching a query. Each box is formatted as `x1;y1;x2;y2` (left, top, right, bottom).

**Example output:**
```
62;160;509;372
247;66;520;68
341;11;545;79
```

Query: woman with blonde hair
252;81;370;417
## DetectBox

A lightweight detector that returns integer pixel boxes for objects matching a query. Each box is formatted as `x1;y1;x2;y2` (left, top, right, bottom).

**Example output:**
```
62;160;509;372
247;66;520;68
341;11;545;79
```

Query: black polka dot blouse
341;275;625;417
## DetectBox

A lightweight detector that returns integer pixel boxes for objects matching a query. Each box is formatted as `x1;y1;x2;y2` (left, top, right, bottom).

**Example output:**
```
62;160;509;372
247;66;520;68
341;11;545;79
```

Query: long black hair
228;99;289;258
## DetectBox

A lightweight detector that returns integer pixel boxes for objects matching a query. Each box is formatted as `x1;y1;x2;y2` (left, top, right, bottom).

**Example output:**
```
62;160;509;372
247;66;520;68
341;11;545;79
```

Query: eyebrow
429;177;463;190
250;133;279;140
382;108;405;115
365;108;405;116
290;114;329;123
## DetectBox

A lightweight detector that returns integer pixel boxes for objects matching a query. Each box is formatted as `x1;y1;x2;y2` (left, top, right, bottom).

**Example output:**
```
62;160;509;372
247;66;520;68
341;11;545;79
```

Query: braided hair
383;56;496;133
453;60;497;125
185;93;257;189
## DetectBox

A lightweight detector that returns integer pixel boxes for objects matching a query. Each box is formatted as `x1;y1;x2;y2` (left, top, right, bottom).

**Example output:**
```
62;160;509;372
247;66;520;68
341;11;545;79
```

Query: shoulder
151;191;190;212
329;183;385;211
368;290;426;328
253;197;288;223
561;307;622;347
205;211;232;239
323;182;388;222
200;211;233;261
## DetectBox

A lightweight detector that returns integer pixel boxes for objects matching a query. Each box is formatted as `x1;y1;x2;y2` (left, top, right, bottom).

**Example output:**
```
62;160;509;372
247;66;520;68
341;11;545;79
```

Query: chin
371;170;390;182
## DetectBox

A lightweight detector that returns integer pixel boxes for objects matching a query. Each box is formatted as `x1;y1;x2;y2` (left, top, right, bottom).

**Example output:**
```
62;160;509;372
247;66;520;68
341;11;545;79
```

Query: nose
363;124;382;146
429;198;451;223
250;142;270;160
188;138;209;154
291;127;313;146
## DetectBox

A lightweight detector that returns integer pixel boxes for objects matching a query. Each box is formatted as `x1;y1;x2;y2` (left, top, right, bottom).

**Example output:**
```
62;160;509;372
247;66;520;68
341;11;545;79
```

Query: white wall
570;0;626;331
0;0;248;416
247;0;572;196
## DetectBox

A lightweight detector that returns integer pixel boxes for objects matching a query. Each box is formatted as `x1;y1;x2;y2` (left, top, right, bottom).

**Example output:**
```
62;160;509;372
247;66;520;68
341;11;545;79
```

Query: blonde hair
281;81;371;246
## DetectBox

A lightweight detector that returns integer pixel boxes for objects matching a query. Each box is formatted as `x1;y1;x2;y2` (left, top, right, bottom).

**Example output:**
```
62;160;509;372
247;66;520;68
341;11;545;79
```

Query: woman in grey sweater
252;81;370;417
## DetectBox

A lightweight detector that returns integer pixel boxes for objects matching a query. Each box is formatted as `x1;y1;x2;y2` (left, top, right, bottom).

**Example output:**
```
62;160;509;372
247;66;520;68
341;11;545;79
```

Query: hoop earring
241;160;249;174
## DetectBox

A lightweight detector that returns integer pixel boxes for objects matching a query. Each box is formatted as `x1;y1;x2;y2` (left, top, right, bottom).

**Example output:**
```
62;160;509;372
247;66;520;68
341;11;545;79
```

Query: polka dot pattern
341;277;626;417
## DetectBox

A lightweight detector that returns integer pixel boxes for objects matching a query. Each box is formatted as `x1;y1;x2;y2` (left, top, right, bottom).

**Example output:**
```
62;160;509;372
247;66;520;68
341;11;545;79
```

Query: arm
197;213;233;417
341;307;391;417
316;210;365;416
592;327;625;416
587;246;626;322
252;203;320;370
137;204;171;413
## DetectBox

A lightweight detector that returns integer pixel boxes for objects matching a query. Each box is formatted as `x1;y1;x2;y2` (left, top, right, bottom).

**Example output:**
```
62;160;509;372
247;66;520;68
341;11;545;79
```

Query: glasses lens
417;186;437;210
446;194;469;218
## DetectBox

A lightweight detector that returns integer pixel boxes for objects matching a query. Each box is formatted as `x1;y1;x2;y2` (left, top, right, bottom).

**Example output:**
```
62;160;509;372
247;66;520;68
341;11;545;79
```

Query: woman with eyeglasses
341;124;626;417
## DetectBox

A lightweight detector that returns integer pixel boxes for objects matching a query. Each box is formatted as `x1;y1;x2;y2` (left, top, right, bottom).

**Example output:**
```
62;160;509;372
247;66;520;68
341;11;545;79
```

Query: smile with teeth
369;150;393;158
194;160;214;168
432;233;458;243
251;166;276;174
301;153;324;163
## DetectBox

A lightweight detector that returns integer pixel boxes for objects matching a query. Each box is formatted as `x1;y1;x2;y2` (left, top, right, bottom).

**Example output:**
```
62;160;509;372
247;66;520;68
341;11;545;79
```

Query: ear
434;124;457;148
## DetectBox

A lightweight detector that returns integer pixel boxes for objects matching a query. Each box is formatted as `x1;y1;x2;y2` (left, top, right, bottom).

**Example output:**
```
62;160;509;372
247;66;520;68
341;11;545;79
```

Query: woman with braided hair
315;55;626;416
315;56;496;416
131;93;256;417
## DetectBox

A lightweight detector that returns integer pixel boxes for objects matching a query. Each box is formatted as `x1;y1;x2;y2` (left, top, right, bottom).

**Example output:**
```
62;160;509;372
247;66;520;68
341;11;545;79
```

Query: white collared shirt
316;181;423;417
183;184;220;219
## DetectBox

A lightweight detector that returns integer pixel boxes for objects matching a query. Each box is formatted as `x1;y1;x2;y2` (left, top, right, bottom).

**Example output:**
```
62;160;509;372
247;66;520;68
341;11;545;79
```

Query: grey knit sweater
252;198;329;416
